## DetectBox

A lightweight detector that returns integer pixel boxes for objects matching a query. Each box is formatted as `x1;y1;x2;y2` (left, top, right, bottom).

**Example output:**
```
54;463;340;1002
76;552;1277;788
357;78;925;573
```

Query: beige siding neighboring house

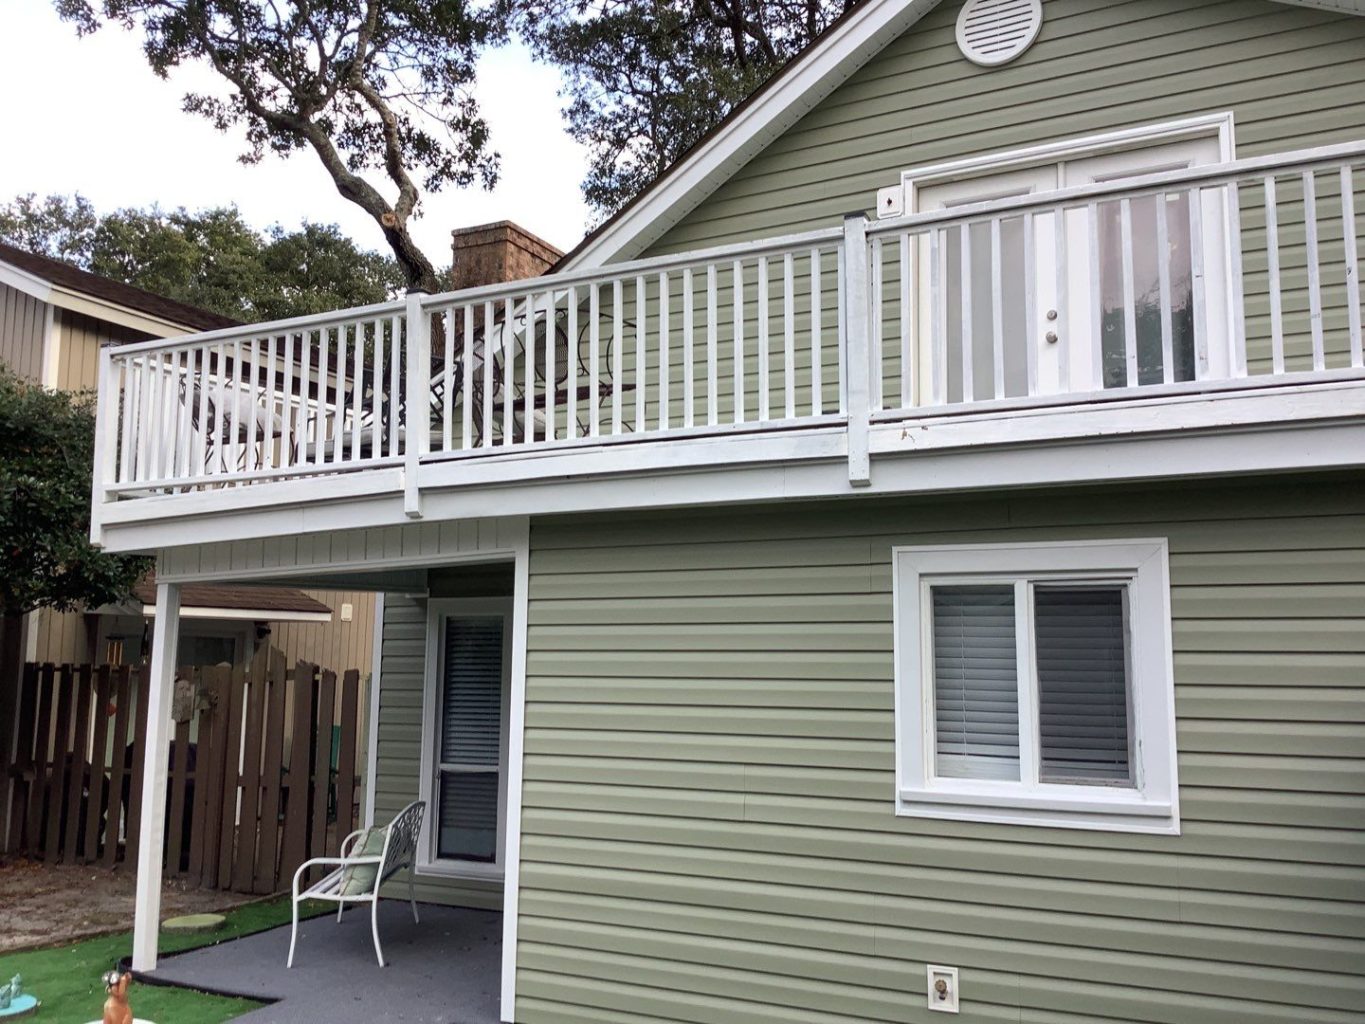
0;242;376;680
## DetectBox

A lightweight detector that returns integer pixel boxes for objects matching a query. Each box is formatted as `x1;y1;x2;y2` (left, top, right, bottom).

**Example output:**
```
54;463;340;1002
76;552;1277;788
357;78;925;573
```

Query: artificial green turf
0;896;324;1024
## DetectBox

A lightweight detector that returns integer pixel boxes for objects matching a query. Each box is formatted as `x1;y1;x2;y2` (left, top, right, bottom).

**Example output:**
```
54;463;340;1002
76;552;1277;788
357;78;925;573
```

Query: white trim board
139;604;332;623
364;591;385;829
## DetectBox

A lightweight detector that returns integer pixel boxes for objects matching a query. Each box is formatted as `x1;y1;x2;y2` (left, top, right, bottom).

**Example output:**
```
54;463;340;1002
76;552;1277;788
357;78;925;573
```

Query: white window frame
892;539;1179;834
417;595;513;880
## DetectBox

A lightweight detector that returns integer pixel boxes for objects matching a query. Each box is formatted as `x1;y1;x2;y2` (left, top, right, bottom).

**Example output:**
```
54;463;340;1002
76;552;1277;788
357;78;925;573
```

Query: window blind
1034;585;1132;783
437;615;503;863
931;585;1020;780
440;617;503;768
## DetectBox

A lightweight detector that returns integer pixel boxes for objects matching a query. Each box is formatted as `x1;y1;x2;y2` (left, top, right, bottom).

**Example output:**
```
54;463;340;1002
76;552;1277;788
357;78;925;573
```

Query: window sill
897;786;1178;835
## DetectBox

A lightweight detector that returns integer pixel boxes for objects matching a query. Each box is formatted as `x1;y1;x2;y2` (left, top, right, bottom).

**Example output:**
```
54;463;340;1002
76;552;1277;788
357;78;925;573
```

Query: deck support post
131;581;181;972
404;289;431;519
842;213;872;487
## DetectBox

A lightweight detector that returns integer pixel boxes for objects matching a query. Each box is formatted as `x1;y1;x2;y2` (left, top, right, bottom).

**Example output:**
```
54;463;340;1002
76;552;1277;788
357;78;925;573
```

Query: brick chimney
450;220;562;290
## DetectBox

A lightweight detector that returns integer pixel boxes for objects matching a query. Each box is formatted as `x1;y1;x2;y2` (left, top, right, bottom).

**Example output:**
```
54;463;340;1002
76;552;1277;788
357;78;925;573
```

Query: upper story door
910;127;1231;406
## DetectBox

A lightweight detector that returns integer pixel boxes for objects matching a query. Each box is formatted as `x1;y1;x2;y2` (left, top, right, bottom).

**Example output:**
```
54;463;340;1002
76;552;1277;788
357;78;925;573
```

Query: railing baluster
960;224;973;403
525;296;537;443
482;301;495;448
118;356;135;484
230;338;245;475
1227;181;1248;377
929;229;944;405
635;275;647;432
1120;197;1138;388
836;246;846;416
566;288;579;440
732;260;744;423
706;264;718;426
589;285;601;437
263;335;277;471
143;353;161;483
1303;170;1325;370
657;273;669;429
461;306;474;449
351;324;364;461
546;293;557;442
1188;187;1208;380
757;257;769;421
334;326;350;465
371;321;384;459
1087;202;1104;391
870;238;883;412
1054;206;1069;391
683;267;695;428
612;279;624;434
811;249;823;417
898;233;912;408
1155;194;1175;385
783;251;796;419
280;333;295;469
315;328;330;467
502;297;515;445
1263;177;1285;375
389;314;402;456
1344;164;1362;368
990;218;1004;400
174;346;192;479
442;308;455;452
1024;212;1038;398
298;328;313;465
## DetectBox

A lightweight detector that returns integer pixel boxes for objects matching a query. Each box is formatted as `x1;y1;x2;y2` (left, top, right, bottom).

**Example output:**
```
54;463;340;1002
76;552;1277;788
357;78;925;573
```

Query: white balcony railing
92;141;1365;525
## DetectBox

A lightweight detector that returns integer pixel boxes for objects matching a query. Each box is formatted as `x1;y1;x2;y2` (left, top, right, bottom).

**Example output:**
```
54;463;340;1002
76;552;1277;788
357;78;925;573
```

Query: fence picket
44;665;74;861
166;709;191;875
311;669;336;860
61;664;92;863
125;665;150;868
232;646;269;891
254;649;289;893
103;667;131;868
336;669;361;847
215;658;247;889
279;662;315;883
25;666;54;850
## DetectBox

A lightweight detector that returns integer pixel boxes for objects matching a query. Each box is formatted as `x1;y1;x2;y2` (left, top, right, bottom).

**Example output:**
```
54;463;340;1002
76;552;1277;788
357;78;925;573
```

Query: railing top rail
109;296;408;357
419;223;845;311
867;138;1365;239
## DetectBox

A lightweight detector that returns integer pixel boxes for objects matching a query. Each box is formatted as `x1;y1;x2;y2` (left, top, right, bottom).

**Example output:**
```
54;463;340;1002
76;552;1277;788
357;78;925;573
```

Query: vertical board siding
0;283;47;381
642;0;1365;391
514;478;1365;1024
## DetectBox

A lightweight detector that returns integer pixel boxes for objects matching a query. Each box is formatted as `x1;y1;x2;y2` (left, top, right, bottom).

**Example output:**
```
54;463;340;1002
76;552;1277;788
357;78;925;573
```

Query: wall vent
956;0;1043;67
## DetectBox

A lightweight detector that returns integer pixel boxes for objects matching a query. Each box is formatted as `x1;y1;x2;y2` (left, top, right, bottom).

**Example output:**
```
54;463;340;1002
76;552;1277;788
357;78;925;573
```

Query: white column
131;581;180;972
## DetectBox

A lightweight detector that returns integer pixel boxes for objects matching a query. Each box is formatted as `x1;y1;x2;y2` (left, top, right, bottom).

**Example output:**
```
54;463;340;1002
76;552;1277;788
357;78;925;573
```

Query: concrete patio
147;901;501;1023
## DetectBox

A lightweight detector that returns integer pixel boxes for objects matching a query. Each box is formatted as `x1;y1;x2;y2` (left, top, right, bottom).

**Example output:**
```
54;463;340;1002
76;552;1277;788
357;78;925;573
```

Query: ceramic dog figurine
101;971;133;1024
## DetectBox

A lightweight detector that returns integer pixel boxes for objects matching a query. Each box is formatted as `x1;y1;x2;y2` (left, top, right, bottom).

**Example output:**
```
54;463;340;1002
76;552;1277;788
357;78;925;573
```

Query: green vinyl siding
640;0;1365;387
515;476;1365;1023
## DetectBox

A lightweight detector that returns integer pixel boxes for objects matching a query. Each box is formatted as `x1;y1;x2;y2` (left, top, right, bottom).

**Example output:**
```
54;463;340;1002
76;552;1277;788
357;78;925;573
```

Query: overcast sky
0;2;593;261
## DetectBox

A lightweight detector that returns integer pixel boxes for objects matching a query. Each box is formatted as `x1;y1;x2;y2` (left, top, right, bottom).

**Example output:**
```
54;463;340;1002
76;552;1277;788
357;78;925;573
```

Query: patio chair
287;800;425;968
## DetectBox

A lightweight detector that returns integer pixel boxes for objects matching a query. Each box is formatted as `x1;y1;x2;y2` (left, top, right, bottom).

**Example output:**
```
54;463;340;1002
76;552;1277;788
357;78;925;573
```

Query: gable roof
132;578;333;622
0;241;239;335
556;0;1364;272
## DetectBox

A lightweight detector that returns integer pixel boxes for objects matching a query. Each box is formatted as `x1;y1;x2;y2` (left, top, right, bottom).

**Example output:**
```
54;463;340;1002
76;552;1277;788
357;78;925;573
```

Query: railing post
841;213;872;487
404;289;430;519
89;345;118;547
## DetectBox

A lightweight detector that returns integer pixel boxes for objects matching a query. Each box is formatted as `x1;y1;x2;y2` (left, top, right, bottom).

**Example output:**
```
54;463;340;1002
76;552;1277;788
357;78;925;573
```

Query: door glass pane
931;585;1019;780
1034;585;1133;785
437;770;498;861
1097;193;1196;388
944;219;1030;402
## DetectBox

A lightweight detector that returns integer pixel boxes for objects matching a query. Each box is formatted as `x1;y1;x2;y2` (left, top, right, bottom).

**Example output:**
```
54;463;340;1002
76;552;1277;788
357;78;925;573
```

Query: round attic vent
956;0;1043;67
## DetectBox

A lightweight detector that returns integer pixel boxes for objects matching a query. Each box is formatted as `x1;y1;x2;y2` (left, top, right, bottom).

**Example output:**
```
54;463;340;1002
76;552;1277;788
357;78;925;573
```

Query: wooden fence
0;648;363;894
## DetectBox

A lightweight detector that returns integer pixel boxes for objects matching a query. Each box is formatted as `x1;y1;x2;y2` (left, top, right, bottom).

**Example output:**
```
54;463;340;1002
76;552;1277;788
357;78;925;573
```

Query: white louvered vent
956;0;1043;67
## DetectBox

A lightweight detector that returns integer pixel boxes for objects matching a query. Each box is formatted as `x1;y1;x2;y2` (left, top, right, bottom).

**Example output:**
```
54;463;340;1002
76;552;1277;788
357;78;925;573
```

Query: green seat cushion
338;827;387;896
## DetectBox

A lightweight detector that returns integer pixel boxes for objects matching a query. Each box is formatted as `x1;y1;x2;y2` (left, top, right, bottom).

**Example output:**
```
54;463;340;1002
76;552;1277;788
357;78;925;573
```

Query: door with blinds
428;598;512;870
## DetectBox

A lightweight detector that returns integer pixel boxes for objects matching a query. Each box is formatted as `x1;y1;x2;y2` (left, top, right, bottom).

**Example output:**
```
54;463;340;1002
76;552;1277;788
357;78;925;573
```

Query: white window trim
896;111;1235;202
892;539;1179;835
417;594;514;881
